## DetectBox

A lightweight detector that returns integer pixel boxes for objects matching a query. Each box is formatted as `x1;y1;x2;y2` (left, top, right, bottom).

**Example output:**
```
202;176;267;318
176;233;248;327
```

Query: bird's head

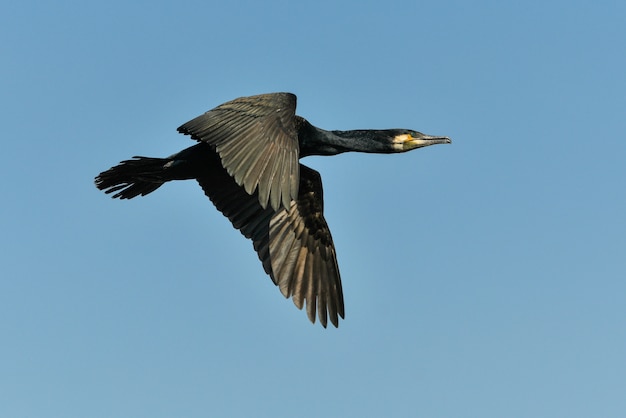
390;130;452;152
306;126;451;156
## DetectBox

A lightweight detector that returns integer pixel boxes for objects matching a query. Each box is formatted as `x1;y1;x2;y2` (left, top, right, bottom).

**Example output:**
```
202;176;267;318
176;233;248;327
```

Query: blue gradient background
2;1;625;417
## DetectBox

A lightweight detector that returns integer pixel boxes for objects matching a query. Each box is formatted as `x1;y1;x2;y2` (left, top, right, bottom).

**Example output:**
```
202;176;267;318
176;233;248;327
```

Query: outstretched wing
179;92;299;212
268;165;344;328
195;147;344;327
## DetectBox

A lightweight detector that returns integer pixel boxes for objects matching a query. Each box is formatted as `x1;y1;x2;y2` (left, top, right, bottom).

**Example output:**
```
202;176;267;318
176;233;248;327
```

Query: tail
95;156;170;199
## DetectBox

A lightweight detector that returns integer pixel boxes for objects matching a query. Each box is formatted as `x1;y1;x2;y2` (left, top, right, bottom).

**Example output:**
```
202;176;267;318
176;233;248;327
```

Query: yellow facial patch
391;133;415;151
392;133;413;144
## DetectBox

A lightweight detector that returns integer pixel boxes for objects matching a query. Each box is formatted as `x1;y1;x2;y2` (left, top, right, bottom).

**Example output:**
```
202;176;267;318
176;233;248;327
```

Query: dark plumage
95;93;451;327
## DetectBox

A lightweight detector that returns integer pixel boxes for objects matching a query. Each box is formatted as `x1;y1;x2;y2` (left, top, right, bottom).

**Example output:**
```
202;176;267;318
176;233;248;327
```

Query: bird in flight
95;92;451;327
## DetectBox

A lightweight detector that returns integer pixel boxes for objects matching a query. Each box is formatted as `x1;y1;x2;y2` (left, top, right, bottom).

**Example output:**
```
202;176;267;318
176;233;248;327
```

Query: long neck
299;122;391;157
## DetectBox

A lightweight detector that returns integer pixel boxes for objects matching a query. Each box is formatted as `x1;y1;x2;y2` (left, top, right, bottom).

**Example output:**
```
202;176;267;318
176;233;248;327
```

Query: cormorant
95;93;451;327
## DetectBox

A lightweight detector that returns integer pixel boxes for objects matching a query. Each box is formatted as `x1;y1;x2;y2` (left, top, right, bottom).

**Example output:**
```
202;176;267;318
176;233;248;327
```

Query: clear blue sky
2;1;625;417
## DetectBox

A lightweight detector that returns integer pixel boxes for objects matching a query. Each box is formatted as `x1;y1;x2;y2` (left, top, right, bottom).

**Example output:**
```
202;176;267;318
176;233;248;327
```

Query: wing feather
268;165;344;327
192;143;343;327
178;93;299;211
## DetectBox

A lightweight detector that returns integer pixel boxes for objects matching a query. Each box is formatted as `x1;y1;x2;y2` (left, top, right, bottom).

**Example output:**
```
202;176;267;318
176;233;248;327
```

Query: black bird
95;93;451;327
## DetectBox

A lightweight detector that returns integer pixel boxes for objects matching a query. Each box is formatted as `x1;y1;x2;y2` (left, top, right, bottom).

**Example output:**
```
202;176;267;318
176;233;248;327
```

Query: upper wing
194;146;343;327
178;92;299;212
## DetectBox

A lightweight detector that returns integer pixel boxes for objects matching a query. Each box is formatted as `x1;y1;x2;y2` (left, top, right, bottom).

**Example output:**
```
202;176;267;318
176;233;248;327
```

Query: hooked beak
393;133;452;151
414;134;452;146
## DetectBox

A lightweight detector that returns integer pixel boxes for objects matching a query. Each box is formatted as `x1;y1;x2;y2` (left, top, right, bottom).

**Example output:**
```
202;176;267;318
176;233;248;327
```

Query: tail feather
95;156;169;199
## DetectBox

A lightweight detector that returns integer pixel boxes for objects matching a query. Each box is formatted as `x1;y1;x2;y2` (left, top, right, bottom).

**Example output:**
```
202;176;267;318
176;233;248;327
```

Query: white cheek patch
392;134;413;151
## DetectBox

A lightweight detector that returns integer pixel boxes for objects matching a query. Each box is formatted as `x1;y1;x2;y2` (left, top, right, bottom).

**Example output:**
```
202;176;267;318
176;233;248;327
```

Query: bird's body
95;93;450;327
